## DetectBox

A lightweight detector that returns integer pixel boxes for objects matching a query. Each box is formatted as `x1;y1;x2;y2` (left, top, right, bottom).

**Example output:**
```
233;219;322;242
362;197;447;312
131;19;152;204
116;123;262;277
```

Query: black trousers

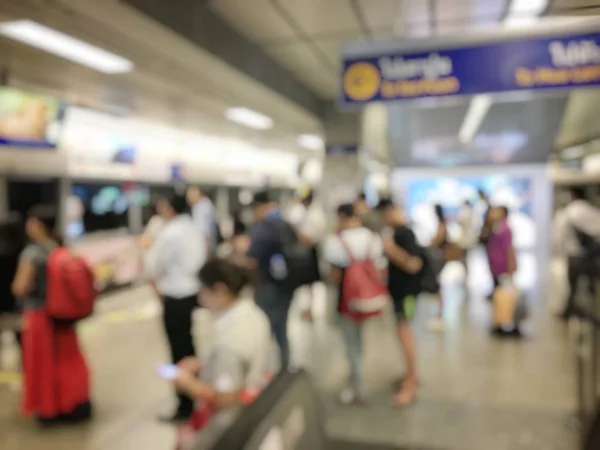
162;294;198;415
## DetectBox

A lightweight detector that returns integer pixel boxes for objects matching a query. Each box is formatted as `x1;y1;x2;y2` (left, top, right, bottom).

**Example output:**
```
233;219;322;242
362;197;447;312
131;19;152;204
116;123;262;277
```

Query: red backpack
45;248;97;321
339;236;389;321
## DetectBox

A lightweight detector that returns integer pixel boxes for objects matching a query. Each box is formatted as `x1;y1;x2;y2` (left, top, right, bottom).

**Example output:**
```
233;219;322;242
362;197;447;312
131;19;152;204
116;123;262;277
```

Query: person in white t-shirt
323;203;386;405
140;197;168;250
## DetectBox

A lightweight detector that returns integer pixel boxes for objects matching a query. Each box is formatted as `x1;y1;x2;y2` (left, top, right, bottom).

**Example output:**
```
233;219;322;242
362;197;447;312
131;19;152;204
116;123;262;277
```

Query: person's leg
255;284;292;371
339;315;365;401
162;296;196;418
562;257;581;318
391;296;418;405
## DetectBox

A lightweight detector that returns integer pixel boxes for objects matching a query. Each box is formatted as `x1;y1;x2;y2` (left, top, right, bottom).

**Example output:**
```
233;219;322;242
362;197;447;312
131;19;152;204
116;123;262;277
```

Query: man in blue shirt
247;191;294;370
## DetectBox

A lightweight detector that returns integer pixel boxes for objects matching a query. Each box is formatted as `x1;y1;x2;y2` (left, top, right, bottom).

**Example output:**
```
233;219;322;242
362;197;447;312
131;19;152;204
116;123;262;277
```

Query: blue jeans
255;283;294;370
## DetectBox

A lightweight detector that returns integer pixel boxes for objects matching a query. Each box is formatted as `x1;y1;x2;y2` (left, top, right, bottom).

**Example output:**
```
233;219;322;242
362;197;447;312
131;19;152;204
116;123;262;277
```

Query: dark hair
251;191;272;206
358;192;367;202
28;204;57;233
166;194;189;215
499;206;509;218
199;258;252;296
27;204;61;243
570;187;585;200
434;204;446;224
478;189;487;199
375;198;394;211
337;203;355;218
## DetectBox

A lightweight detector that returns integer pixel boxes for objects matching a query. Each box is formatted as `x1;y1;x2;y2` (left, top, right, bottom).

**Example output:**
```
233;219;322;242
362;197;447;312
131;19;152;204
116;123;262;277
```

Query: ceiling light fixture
225;107;274;130
505;0;548;27
297;134;324;151
459;95;493;144
0;20;134;74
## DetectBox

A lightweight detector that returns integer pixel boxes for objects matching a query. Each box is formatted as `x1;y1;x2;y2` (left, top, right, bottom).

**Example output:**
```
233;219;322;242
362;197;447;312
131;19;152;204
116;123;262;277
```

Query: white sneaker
427;317;445;332
338;388;369;406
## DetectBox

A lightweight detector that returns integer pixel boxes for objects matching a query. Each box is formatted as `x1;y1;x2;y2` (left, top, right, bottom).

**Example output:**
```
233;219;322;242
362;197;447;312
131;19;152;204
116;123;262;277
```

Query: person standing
323;203;386;405
427;204;448;331
186;186;216;257
553;188;600;319
145;195;205;422
246;192;295;370
294;190;327;320
458;200;476;277
376;199;421;406
12;205;91;424
355;193;382;233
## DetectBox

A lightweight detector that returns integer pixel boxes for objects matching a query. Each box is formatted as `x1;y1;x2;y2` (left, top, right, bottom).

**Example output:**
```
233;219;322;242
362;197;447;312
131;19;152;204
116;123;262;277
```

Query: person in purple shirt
486;206;517;291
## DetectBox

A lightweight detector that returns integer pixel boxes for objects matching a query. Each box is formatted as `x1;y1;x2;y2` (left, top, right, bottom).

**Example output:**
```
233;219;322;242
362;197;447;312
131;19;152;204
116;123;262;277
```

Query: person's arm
175;350;244;411
383;235;422;274
144;231;174;280
505;228;517;275
429;224;447;248
323;236;346;283
12;246;41;298
11;259;36;298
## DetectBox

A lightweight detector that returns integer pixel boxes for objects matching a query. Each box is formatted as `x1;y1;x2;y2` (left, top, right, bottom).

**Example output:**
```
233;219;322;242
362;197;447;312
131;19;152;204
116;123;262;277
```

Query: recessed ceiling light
225;107;274;130
297;134;324;150
0;20;134;74
505;0;548;27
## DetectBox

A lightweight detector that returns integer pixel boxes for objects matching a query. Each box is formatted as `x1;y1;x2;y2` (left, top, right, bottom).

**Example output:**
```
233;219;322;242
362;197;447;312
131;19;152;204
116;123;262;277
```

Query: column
0;176;8;219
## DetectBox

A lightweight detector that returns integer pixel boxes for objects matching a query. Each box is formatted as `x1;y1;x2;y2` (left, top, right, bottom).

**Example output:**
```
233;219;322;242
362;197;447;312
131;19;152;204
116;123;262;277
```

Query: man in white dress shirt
186;186;216;256
553;188;600;319
145;194;205;421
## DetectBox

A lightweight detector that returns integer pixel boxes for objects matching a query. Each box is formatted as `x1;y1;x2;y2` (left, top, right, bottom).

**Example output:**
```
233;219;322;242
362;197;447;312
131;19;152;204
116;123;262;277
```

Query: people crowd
3;181;570;444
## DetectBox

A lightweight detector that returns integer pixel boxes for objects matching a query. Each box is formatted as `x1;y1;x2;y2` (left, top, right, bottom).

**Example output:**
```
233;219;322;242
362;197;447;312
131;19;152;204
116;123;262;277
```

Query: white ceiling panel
209;0;297;42
276;0;361;35
394;0;431;36
358;0;399;29
433;0;507;23
316;33;364;69
266;44;337;99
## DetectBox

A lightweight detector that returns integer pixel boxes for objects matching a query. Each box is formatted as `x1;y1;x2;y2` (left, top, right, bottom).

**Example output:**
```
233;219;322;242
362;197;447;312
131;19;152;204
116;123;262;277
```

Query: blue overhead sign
341;32;600;105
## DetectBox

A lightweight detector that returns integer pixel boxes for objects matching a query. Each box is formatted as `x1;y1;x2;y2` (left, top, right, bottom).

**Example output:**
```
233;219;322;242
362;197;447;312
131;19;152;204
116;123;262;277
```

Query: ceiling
0;0;323;155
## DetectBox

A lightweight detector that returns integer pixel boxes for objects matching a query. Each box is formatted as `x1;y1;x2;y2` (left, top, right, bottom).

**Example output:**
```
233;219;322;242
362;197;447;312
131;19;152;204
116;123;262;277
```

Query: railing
572;283;600;450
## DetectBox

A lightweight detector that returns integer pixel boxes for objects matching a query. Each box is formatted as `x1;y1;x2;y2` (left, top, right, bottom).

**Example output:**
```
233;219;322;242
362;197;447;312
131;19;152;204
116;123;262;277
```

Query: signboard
0;87;64;148
342;32;600;104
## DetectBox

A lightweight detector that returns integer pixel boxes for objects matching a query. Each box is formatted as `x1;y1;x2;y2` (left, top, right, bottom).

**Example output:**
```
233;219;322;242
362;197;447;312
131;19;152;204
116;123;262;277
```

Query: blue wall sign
341;33;600;104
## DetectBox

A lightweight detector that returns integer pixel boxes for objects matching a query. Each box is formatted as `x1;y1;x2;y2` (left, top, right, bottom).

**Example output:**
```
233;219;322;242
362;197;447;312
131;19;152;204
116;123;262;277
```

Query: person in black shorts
377;199;422;406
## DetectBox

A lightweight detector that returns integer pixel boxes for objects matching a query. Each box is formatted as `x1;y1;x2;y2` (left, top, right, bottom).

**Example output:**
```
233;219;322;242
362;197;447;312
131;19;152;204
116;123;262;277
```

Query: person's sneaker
427;317;445;332
338;388;369;406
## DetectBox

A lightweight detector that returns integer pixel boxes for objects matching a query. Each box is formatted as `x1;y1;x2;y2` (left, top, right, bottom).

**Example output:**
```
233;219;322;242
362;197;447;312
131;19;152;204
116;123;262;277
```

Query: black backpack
267;219;315;292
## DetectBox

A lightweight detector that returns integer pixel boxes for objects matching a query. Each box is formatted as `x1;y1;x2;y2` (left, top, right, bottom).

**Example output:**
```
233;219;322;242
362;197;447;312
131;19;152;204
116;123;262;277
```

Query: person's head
376;198;406;227
185;186;204;206
434;204;445;223
26;204;57;243
464;199;472;207
198;258;252;311
301;190;314;208
337;203;360;230
489;205;509;223
354;193;370;215
154;197;169;218
478;190;488;201
162;194;189;220
570;187;585;202
250;191;277;222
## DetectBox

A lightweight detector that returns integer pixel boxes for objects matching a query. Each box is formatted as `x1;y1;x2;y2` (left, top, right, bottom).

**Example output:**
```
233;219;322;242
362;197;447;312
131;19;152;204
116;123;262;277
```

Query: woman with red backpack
12;205;92;425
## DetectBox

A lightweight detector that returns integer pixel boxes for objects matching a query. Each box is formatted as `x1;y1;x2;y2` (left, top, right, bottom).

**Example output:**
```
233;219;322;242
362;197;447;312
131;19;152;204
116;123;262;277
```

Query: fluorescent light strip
0;20;133;74
297;134;324;151
225;107;273;130
459;95;492;144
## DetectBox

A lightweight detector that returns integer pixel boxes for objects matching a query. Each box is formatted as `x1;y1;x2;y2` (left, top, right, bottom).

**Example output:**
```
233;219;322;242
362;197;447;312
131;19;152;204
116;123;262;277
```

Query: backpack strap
337;235;356;265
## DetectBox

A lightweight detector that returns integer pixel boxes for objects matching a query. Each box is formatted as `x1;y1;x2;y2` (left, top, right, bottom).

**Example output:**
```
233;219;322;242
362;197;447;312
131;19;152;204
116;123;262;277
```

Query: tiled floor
0;252;580;449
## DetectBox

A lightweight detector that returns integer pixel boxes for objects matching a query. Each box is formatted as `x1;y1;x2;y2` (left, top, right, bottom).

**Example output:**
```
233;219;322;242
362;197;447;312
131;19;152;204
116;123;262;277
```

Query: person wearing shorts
377;199;422;406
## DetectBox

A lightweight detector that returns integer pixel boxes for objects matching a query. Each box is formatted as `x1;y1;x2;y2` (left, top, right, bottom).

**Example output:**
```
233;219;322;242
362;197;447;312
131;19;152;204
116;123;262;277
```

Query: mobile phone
156;363;180;380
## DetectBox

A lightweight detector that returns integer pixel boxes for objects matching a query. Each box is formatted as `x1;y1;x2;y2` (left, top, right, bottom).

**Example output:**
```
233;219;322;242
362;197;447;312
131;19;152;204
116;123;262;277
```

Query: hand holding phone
156;363;180;380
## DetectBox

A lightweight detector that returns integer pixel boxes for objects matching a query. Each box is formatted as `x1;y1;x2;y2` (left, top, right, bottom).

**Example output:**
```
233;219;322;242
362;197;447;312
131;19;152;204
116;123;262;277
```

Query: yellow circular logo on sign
343;62;381;101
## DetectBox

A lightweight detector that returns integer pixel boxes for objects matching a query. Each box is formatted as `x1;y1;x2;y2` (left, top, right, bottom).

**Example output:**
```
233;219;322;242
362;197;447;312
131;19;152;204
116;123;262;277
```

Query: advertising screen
0;87;64;148
405;174;535;250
